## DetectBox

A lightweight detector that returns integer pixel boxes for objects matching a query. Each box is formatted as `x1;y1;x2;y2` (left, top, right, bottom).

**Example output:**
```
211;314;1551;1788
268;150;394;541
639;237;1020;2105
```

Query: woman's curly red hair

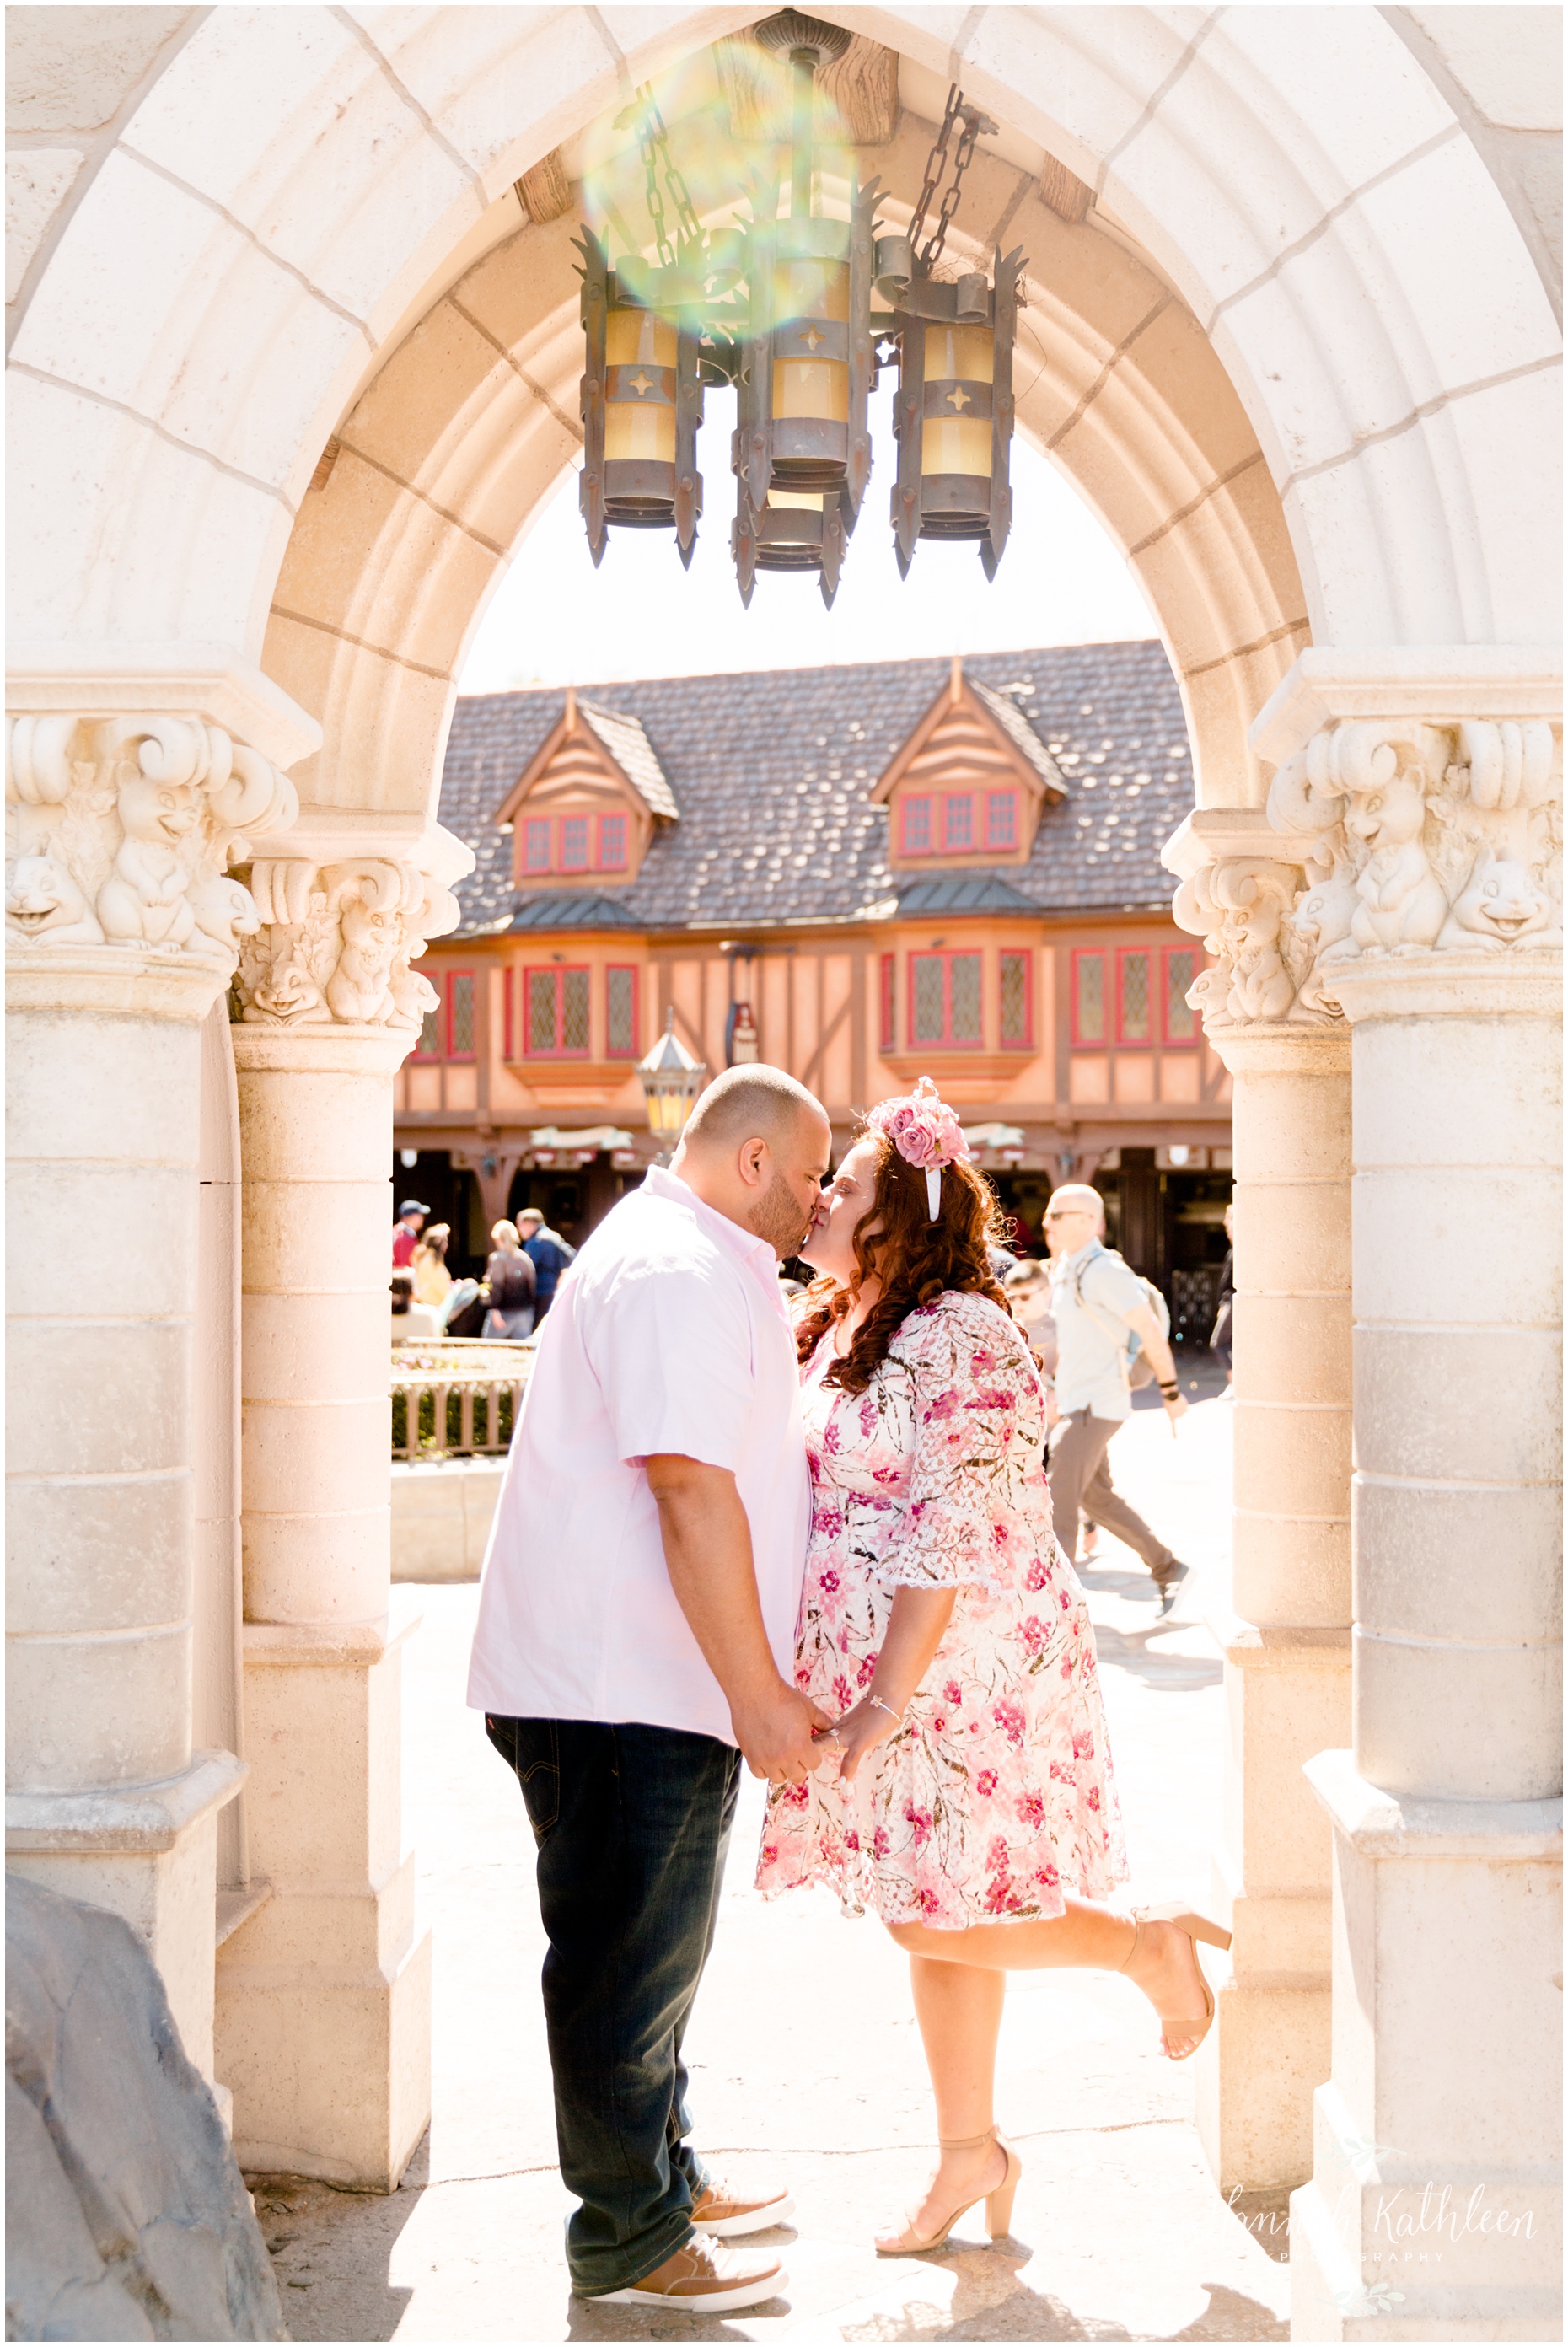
795;1126;1011;1395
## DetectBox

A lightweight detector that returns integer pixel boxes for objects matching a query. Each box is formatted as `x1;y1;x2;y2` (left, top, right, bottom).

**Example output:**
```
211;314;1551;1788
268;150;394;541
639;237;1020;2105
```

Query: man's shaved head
680;1064;824;1153
1046;1184;1105;1224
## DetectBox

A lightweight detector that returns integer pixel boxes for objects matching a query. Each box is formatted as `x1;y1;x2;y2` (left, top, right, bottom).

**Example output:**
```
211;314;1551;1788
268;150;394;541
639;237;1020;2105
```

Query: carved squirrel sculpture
1436;854;1558;950
324;892;401;1023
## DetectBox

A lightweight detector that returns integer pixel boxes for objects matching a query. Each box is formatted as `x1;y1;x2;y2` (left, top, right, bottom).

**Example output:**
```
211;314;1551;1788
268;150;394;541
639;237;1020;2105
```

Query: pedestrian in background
1044;1185;1189;1614
1210;1202;1235;1386
485;1221;537;1340
392;1198;428;1268
518;1206;576;1322
412;1222;454;1313
391;1270;442;1341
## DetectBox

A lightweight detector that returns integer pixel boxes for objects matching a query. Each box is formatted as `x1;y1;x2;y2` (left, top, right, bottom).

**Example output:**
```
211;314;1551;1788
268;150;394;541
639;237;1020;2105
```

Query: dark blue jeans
484;1715;741;2296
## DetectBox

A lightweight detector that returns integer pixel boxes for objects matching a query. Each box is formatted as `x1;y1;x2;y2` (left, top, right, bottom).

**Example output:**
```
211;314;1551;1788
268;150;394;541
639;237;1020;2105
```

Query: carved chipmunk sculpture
96;771;201;946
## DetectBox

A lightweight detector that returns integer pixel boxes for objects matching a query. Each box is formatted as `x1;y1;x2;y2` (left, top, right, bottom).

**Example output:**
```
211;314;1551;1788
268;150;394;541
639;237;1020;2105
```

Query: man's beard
748;1170;814;1258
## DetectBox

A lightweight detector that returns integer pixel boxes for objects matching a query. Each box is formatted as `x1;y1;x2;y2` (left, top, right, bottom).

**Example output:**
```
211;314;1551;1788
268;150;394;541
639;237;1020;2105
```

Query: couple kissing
467;1065;1229;2314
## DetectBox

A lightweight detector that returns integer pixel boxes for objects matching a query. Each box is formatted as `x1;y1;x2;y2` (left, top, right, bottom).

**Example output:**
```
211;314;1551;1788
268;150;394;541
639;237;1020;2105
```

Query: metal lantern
884;242;1023;579
636;1008;706;1151
578;233;703;566
576;27;1023;596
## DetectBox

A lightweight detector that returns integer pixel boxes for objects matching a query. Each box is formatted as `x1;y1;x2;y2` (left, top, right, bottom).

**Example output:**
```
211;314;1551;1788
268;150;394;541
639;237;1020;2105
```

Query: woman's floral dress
755;1289;1127;1927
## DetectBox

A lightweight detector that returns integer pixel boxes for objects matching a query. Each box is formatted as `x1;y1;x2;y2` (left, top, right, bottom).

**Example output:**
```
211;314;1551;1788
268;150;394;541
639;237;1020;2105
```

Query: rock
4;1874;286;2342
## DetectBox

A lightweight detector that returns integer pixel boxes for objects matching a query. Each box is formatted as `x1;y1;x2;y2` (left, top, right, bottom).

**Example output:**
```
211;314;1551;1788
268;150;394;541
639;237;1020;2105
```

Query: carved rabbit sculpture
97;771;200;946
5;852;105;946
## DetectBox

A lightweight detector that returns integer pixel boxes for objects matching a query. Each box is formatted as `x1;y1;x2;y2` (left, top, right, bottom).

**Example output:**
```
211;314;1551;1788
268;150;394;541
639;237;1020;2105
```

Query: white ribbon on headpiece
926;1167;942;1222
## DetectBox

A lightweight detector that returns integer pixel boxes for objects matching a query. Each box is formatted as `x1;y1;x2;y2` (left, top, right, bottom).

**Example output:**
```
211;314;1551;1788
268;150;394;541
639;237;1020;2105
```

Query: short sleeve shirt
466;1168;810;1745
1050;1241;1147;1421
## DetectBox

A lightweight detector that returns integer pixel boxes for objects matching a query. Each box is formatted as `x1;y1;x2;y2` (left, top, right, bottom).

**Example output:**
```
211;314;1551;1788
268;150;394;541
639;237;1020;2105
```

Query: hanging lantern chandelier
575;11;1025;606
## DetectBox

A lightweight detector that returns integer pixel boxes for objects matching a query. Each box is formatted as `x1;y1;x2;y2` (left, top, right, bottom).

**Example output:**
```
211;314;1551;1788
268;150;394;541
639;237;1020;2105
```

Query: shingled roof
441;640;1192;937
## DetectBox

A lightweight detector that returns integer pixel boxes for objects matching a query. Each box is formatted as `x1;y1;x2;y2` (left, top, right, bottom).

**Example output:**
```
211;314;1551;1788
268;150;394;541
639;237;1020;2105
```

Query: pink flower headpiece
867;1076;971;1222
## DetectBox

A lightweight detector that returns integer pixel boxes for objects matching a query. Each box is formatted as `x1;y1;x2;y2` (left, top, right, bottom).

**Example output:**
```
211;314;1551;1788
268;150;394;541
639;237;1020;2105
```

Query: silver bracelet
867;1693;905;1727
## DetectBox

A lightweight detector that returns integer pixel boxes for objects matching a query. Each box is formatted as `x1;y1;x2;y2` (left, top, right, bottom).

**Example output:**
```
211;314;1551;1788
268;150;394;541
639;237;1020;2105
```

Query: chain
628;84;702;269
908;83;996;271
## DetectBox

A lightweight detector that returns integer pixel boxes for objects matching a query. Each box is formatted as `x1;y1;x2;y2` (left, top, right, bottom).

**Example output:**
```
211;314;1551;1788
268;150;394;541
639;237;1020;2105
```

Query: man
391;1198;427;1268
1044;1184;1190;1614
468;1066;835;2315
517;1204;575;1320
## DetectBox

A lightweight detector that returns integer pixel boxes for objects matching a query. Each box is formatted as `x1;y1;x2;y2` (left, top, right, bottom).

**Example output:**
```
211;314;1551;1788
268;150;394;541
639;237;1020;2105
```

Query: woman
757;1079;1227;2255
483;1220;537;1340
411;1221;454;1313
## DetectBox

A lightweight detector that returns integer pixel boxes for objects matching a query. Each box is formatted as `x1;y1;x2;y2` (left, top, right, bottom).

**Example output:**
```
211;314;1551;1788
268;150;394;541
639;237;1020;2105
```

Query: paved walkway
254;1388;1293;2341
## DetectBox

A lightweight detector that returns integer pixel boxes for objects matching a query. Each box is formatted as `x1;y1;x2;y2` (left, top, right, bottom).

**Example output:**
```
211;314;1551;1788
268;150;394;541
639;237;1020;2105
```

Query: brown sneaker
691;2177;795;2237
596;2233;787;2312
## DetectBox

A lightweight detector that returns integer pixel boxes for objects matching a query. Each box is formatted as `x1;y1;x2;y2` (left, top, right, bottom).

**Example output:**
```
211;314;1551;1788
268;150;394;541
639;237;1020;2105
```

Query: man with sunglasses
1042;1184;1189;1615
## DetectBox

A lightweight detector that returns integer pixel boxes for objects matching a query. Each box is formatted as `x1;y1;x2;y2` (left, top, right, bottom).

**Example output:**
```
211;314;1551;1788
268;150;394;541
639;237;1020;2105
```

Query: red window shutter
878;953;894;1051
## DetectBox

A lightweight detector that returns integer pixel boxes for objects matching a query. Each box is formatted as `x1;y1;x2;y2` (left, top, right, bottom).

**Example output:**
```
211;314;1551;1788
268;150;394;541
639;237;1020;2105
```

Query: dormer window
497;687;679;890
872;657;1066;873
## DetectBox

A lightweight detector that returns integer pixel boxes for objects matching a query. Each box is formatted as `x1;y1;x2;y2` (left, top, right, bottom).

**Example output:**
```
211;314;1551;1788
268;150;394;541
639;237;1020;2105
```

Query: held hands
732;1678;836;1786
830;1692;905;1784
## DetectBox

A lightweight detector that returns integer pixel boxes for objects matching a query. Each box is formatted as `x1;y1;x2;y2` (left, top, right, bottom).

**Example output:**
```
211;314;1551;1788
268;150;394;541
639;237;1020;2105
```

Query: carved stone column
1237;672;1562;2339
1166;809;1353;2194
213;838;462;2187
5;700;301;2084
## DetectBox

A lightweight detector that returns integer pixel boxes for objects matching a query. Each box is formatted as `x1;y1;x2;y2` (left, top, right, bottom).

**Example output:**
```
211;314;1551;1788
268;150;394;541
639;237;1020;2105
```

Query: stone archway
8;9;1560;2335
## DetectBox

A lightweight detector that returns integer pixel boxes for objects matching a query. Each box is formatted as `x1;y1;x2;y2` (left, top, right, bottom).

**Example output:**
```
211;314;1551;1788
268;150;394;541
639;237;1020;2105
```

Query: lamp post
637;1008;706;1164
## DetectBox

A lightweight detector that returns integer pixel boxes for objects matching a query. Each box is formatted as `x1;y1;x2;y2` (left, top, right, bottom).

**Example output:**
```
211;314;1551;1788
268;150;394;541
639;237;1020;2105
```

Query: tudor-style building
400;638;1233;1329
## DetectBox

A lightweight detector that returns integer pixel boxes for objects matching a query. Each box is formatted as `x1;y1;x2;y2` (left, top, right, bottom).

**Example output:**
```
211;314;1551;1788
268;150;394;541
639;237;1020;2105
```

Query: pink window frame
522;964;592;1059
999;948;1034;1050
598;813;629;872
907;949;984;1050
1070;948;1106;1048
899;793;933;856
605;963;641;1059
1115;946;1153;1045
985;789;1018;851
412;972;442;1060
941;792;975;852
878;952;895;1051
520;815;553;878
1160;943;1200;1045
444;969;477;1062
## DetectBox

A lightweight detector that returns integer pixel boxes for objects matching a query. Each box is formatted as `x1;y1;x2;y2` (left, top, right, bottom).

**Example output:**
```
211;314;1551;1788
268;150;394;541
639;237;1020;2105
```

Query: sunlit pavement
259;1380;1292;2341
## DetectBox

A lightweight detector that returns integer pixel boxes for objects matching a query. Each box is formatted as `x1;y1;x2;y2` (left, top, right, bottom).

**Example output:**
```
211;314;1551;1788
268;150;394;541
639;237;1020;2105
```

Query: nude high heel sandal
873;2126;1023;2256
1121;1901;1232;2062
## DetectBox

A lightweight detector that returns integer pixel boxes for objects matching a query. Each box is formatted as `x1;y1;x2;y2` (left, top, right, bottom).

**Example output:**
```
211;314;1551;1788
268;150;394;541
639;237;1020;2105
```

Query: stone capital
230;842;464;1045
229;1022;416;1078
1248;646;1564;768
6;706;302;1013
1202;1016;1352;1080
1322;944;1563;1024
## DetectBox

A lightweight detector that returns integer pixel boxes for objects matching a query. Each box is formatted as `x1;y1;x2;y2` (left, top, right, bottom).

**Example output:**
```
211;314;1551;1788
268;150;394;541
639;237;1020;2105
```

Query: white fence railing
390;1339;534;1461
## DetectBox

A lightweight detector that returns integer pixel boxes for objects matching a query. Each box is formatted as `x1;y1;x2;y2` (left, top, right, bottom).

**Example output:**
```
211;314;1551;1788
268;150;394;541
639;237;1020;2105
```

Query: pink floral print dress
755;1290;1128;1928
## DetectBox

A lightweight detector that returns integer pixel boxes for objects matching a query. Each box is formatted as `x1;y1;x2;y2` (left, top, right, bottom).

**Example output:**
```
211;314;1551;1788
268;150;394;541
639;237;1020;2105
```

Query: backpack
1056;1245;1169;1390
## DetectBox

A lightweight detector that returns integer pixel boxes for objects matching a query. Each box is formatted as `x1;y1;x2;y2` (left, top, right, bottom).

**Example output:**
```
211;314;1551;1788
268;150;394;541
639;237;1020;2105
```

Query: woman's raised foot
1118;1909;1227;2060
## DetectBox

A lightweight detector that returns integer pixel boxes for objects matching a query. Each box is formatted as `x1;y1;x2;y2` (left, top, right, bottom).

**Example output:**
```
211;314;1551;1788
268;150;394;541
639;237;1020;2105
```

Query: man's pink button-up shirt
466;1167;810;1747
